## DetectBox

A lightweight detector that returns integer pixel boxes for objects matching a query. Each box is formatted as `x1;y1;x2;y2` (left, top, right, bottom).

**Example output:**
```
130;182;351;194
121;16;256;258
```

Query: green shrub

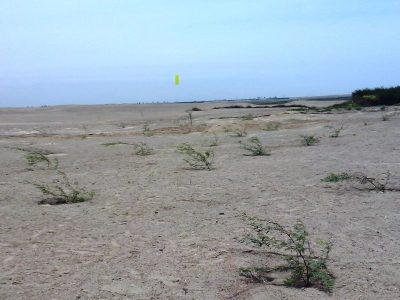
321;173;351;182
240;214;334;292
177;143;214;170
301;135;320;146
240;137;270;156
33;171;95;205
134;142;153;156
325;101;362;111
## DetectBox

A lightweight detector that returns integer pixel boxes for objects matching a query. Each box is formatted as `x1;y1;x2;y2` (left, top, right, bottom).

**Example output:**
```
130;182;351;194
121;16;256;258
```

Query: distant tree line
352;86;400;106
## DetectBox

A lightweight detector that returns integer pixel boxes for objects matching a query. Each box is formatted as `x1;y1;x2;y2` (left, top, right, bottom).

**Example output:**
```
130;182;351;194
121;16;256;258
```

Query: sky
0;0;399;107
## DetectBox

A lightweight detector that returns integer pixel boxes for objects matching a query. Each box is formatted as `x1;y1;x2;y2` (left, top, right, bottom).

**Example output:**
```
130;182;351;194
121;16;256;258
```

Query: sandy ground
0;101;399;299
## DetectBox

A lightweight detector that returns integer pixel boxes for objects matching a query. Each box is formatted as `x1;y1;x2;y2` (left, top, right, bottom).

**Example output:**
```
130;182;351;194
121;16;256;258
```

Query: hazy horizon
1;1;399;107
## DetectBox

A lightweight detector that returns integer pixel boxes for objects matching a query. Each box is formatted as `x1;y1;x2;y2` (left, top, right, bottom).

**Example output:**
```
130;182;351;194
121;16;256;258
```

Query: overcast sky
1;0;399;107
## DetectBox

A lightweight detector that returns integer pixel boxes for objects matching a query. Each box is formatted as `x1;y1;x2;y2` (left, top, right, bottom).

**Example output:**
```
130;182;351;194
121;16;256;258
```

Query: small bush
231;126;248;137
241;214;334;292
134;142;153;156
32;171;95;205
177;143;214;170
301;135;320;146
240;137;270;156
191;107;202;111
330;125;344;138
143;123;154;136
322;173;351;183
263;122;280;131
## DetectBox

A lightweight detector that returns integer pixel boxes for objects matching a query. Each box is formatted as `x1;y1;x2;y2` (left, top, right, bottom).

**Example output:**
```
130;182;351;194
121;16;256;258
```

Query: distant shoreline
0;94;351;109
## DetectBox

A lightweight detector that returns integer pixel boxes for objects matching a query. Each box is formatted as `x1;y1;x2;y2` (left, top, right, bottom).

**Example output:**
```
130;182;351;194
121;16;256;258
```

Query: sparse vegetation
291;101;362;113
32;171;95;205
101;141;130;147
322;172;351;183
322;171;395;192
134;142;153;156
263;122;280;131
353;171;391;192
177;143;214;170
330;125;344;138
230;126;248;137
191;107;202;111
240;214;334;292
301;135;320;146
143;123;154;136
16;147;58;170
186;111;193;126
239;137;270;156
209;133;220;147
325;101;362;111
241;114;254;120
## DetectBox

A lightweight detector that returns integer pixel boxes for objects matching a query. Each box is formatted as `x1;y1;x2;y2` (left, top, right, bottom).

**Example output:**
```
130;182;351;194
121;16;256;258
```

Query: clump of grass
321;172;351;183
209;133;220;147
242;114;254;121
177;143;214;170
330;125;344;138
143;123;154;136
101;142;130;147
230;126;248;137
239;137;270;156
134;142;153;156
32;171;95;205
240;214;334;292
263;122;280;131
325;101;362;111
301;135;320;146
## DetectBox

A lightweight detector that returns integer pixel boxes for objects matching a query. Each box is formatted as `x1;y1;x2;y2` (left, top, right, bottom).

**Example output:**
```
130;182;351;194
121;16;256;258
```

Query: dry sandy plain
0;101;399;300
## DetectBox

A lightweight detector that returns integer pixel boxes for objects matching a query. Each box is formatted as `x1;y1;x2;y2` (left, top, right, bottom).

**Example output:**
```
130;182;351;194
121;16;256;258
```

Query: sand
0;101;399;299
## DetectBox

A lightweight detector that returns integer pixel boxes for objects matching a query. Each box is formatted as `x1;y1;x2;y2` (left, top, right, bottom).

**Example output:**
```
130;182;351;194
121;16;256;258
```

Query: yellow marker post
175;74;179;86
